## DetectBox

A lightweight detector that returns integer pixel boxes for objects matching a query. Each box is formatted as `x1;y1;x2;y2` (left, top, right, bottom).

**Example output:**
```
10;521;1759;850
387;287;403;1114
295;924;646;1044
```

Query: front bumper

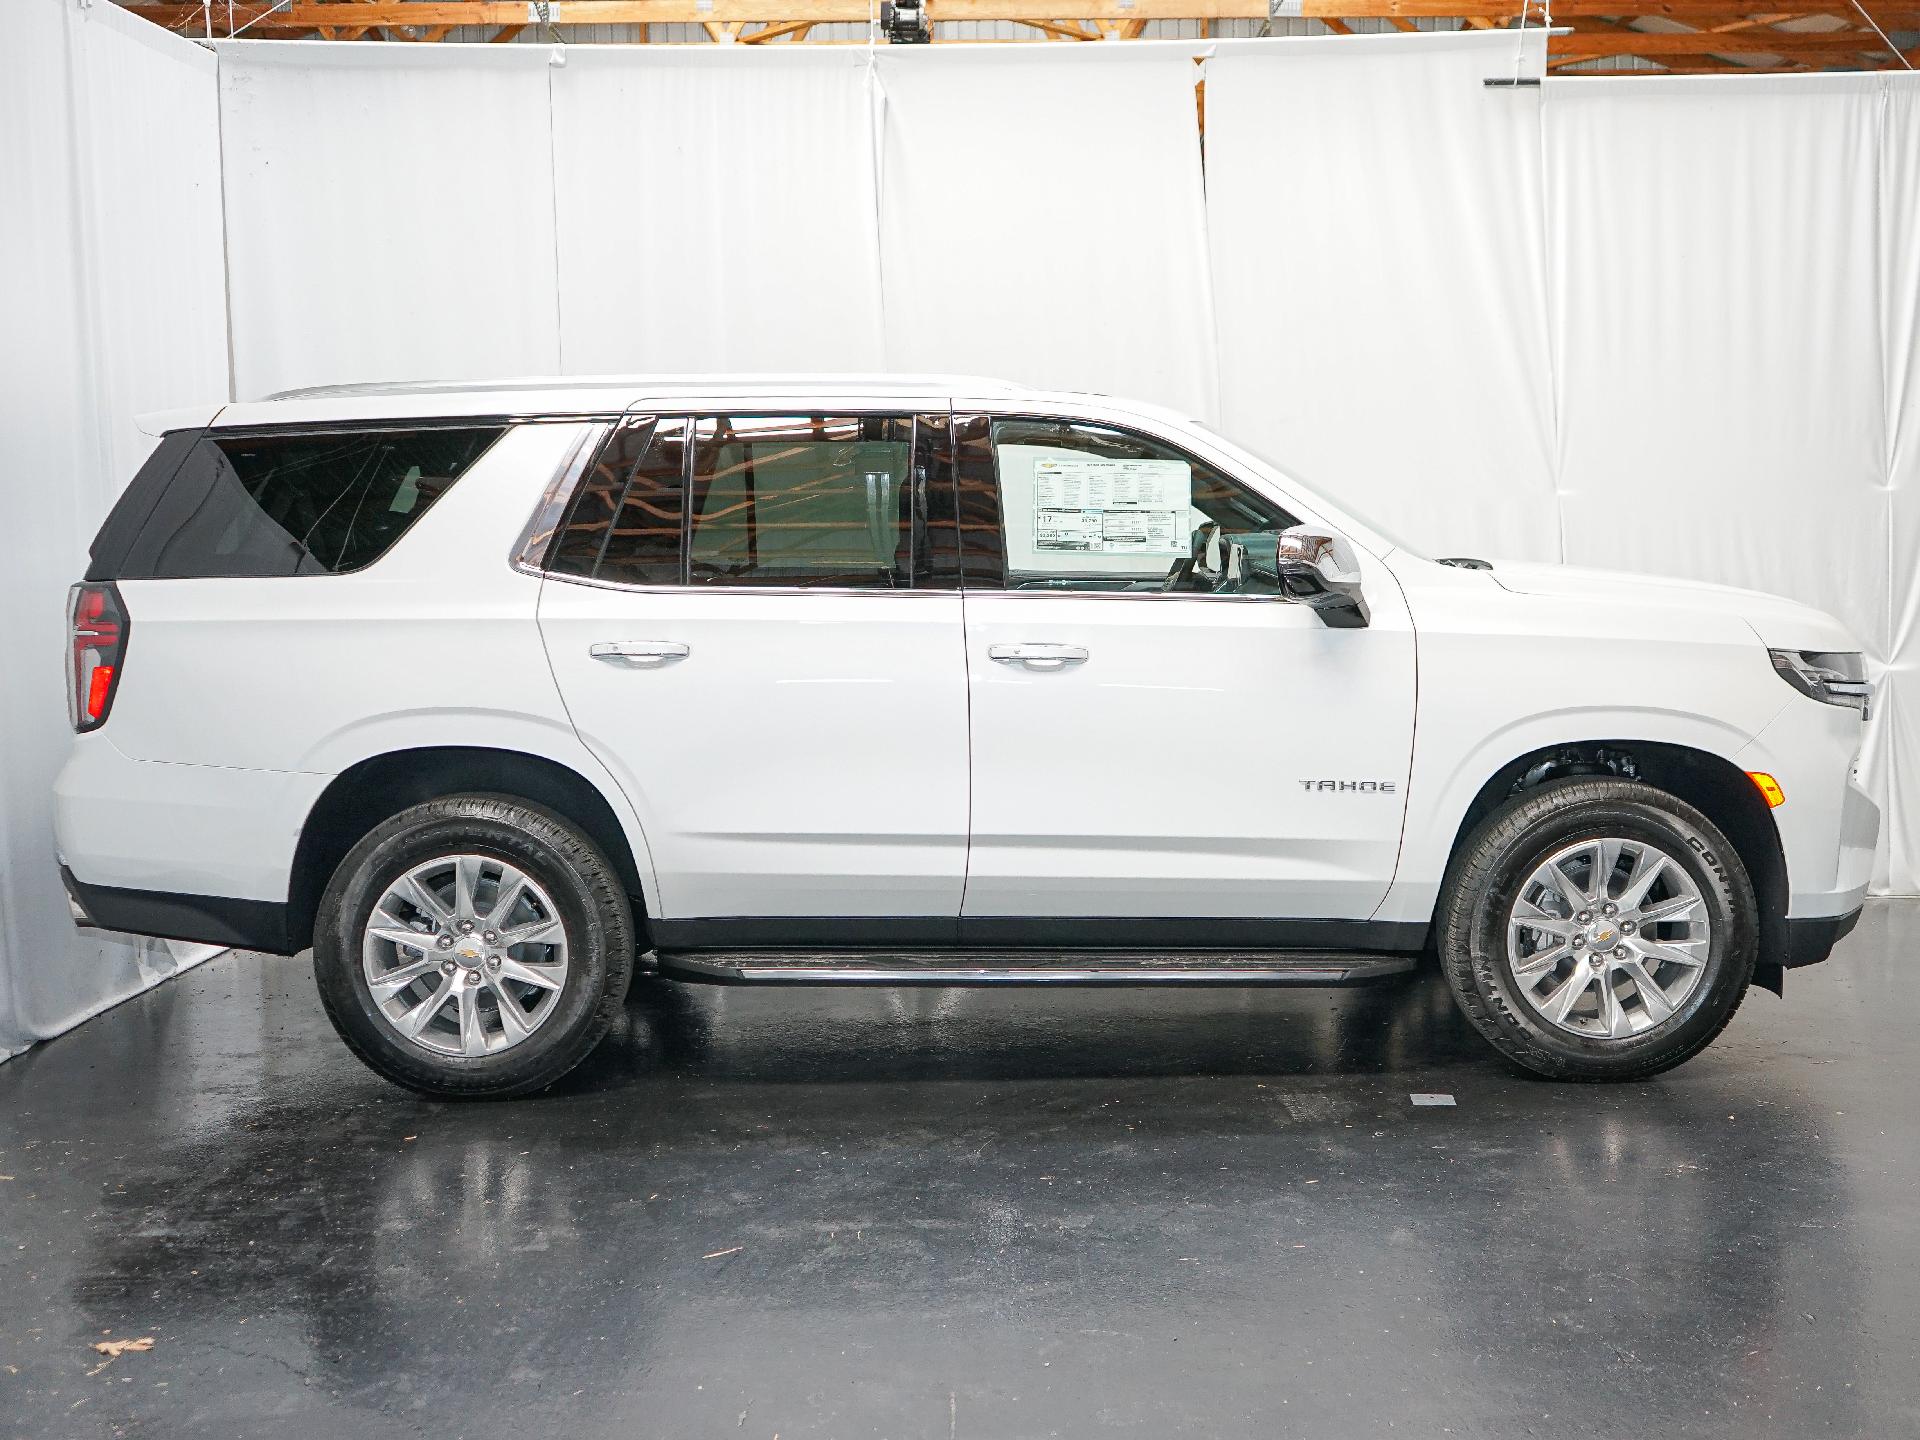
1736;699;1878;921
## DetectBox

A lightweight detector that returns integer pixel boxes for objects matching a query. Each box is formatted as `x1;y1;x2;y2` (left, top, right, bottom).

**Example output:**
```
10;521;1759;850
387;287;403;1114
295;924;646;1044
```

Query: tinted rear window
85;428;205;581
103;426;503;580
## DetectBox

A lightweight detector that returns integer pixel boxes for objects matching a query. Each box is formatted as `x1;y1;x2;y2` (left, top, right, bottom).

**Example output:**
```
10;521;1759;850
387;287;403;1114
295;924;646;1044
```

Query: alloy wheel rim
1505;836;1711;1040
361;854;570;1058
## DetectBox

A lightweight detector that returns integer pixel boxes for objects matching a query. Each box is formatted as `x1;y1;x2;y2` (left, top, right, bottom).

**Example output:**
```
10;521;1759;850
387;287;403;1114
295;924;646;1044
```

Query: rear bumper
1782;905;1862;970
53;736;324;902
60;865;294;954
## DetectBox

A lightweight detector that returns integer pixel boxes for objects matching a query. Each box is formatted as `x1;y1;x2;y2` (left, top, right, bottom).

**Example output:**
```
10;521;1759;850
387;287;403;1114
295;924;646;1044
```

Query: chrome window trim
535;569;1287;604
538;569;952;600
965;587;1292;605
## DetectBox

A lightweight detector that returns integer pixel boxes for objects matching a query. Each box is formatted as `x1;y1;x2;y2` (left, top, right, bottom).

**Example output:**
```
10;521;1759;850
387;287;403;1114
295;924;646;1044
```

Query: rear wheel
1438;778;1756;1081
314;796;634;1099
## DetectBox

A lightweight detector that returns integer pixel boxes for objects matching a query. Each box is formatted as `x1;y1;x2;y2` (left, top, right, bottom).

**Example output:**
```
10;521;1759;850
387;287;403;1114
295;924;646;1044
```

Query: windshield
1193;424;1428;559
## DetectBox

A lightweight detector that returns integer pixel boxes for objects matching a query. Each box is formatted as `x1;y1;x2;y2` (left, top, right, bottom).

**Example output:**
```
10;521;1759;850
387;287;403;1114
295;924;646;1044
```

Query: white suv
55;376;1878;1097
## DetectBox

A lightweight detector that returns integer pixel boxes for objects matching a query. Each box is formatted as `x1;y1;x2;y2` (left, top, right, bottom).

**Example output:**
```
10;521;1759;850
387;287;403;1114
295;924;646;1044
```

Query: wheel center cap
1592;923;1616;946
454;938;487;966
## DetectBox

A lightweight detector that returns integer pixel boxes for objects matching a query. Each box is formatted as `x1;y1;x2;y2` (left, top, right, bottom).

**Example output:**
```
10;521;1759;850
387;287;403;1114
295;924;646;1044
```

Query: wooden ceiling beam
115;0;1920;26
1553;25;1892;53
113;0;1918;68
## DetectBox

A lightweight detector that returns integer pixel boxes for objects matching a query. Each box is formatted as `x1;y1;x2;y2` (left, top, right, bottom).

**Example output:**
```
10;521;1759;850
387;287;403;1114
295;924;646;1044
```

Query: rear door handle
590;641;690;667
987;643;1089;671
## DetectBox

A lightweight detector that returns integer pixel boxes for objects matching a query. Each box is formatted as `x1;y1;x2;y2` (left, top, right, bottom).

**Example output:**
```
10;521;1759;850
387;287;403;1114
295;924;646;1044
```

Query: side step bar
655;950;1418;987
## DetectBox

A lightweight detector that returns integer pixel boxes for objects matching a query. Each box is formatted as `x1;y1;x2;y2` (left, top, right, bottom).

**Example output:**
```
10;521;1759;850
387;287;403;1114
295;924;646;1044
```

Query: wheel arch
287;746;651;954
1440;740;1789;993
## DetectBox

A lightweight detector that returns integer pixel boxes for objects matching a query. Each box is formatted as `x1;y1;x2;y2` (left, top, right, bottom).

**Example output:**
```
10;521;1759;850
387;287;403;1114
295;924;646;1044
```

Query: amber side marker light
1747;771;1786;808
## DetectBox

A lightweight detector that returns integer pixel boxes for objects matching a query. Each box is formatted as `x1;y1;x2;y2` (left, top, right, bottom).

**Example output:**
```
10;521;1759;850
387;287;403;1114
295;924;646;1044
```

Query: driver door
953;413;1417;943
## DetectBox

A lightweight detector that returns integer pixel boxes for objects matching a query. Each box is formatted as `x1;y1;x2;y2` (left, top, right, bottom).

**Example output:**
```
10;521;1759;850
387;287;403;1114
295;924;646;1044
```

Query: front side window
959;417;1298;594
116;425;503;579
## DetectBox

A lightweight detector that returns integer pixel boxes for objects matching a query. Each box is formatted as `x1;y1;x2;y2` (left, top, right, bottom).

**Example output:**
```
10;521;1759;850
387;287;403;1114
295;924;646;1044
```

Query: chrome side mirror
1275;526;1369;628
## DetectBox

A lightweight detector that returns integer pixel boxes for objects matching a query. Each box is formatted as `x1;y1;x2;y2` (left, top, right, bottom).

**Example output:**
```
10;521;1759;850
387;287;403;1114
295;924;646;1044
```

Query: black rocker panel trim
62;868;293;954
960;916;1428;951
646;915;1428;953
647;916;961;949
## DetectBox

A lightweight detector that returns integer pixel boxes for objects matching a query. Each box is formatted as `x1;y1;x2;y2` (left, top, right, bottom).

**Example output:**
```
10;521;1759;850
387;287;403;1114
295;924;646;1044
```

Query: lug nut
487;957;501;971
1621;920;1636;935
1614;945;1630;959
483;930;497;944
1588;954;1605;969
1603;902;1618;917
436;934;454;950
440;960;456;975
1577;910;1592;924
458;919;475;934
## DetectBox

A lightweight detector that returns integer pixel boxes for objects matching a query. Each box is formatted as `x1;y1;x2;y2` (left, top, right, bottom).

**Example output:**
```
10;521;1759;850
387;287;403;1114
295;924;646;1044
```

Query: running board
654;950;1418;987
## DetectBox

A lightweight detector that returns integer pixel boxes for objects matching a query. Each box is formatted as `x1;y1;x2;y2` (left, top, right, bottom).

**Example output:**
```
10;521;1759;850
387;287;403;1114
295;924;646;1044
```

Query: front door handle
590;640;690;667
987;643;1089;671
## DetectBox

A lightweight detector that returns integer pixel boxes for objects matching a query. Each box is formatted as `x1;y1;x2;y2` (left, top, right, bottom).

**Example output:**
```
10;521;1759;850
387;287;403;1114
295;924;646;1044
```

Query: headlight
1769;649;1871;718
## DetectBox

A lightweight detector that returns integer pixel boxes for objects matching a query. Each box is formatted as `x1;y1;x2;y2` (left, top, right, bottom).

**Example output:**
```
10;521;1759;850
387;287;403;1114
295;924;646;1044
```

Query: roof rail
263;373;1033;402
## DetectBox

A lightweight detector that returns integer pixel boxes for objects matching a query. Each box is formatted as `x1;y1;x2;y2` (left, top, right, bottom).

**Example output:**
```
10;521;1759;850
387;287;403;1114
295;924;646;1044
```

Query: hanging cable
226;0;293;40
1849;0;1915;70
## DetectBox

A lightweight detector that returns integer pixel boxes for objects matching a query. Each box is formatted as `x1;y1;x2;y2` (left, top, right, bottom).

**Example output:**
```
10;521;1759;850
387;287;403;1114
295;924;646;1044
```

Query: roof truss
118;1;1920;73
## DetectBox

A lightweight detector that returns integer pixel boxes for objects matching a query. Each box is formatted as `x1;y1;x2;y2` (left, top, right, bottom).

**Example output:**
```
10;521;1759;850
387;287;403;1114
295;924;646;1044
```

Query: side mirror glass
1212;532;1282;596
1275;526;1370;628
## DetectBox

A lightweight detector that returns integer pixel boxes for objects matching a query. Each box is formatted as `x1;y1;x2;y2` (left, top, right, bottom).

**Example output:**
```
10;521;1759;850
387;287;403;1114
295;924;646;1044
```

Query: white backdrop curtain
9;23;1920;1057
550;47;886;373
1;0;230;1057
1205;31;1560;563
1884;80;1920;896
218;42;563;398
872;45;1219;420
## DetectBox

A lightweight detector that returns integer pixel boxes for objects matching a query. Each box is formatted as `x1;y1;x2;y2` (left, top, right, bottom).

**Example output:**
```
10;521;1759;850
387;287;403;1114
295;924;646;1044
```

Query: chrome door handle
987;643;1089;671
589;641;689;667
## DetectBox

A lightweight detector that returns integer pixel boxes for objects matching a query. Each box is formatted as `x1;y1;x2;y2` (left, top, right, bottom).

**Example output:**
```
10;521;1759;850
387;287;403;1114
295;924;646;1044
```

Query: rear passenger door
535;409;969;944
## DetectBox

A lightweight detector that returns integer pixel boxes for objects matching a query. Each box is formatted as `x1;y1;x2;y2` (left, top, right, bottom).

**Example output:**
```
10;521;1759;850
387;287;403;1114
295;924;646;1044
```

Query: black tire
1438;778;1756;1081
314;795;634;1099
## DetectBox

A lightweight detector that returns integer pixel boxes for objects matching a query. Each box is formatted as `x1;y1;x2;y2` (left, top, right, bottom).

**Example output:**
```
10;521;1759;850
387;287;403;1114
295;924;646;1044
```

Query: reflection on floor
2;902;1917;1439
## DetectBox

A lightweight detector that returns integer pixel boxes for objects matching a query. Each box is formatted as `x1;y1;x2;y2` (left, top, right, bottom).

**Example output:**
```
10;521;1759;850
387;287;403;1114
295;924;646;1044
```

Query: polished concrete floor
2;904;1916;1440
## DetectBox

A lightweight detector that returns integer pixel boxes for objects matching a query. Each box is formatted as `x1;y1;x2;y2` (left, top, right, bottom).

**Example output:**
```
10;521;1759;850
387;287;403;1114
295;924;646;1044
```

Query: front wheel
1438;778;1757;1081
314;795;634;1099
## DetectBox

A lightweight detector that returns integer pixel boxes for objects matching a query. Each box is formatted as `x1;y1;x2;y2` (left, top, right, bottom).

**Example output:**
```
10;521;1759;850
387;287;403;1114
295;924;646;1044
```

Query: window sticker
1030;456;1190;559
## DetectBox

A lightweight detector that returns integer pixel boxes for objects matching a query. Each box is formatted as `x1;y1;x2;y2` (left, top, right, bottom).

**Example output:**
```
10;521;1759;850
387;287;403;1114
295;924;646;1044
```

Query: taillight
67;582;128;732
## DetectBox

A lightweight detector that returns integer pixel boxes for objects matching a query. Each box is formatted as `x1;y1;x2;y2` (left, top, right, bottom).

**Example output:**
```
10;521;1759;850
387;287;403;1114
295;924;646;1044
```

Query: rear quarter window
98;425;504;580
